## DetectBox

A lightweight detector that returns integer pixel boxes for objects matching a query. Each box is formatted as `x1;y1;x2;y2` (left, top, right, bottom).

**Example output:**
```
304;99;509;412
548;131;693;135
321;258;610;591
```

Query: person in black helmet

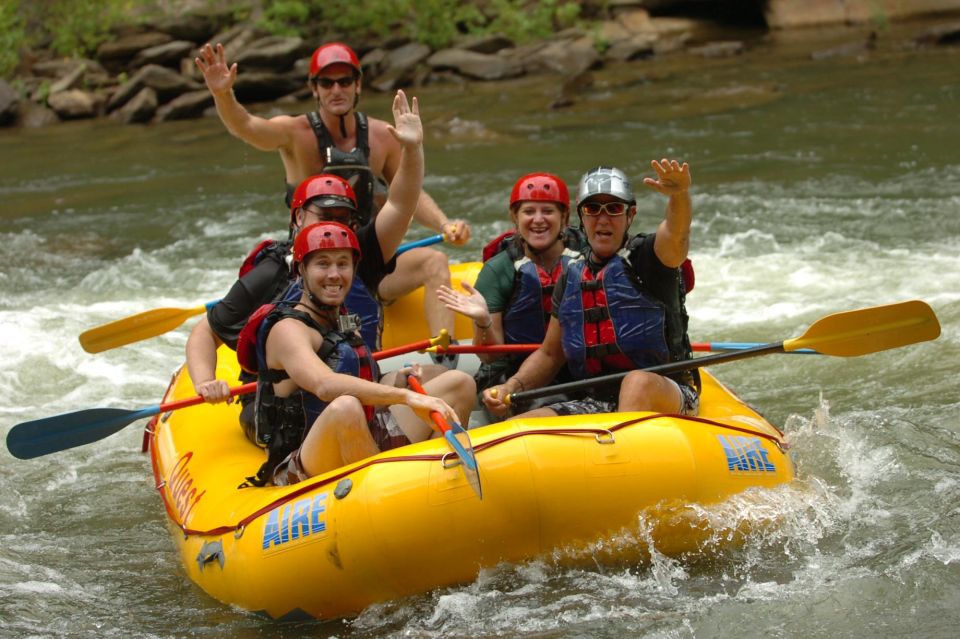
482;160;700;419
195;41;470;363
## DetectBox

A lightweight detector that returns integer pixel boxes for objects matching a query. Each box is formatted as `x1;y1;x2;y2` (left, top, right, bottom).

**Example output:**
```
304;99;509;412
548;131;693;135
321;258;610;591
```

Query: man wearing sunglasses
195;41;470;367
482;161;700;419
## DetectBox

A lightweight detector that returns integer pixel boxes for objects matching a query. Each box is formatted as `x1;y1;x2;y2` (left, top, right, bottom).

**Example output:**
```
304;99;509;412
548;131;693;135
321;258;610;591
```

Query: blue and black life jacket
557;235;698;391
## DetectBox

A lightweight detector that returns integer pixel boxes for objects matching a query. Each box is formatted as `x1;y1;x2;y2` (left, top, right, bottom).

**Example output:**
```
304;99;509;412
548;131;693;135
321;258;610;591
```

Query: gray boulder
234;36;308;70
369;42;432;91
107;64;202;111
0;79;20;126
522;37;600;76
605;33;658;61
456;34;515;55
111;87;158;124
154;90;214;121
155;13;225;43
232;71;303;102
97;32;173;63
47;89;98;119
131;41;196;69
427;49;525;81
20;102;60;128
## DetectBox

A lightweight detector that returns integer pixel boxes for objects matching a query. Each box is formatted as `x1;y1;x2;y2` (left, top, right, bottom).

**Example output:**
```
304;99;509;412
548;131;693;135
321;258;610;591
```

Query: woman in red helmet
241;222;476;485
436;173;584;414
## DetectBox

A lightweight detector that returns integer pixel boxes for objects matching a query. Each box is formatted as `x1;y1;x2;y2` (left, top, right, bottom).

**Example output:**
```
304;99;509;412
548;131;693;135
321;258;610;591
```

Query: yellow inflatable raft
148;263;794;620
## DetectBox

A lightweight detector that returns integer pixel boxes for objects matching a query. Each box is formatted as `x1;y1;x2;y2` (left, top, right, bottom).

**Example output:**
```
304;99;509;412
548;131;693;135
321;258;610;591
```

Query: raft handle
441;452;463;469
595;430;616;445
234;524;245;540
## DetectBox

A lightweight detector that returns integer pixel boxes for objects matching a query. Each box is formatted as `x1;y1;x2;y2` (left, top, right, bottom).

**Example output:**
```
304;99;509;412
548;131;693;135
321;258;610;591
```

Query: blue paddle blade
6;405;159;460
444;423;482;499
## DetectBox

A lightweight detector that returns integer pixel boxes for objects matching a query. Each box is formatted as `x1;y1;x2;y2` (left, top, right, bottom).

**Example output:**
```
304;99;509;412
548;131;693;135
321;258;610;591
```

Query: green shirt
473;250;517;313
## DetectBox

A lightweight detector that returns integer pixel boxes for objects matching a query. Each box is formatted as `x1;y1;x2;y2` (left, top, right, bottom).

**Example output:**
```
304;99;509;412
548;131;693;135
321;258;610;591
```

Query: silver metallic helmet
576;166;635;208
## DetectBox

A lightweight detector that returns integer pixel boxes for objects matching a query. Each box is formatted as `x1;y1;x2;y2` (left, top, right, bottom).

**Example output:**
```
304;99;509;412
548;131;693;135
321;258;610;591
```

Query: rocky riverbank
1;1;959;129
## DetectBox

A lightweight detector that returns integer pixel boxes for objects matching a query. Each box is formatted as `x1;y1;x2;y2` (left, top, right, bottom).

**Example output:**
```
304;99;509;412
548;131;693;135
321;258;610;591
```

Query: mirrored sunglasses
579;201;628;217
314;75;356;89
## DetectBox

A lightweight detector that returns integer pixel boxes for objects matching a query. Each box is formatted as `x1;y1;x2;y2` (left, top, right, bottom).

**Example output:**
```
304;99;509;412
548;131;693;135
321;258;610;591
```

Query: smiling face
311;62;360;116
511;201;568;253
579;194;636;259
300;248;355;307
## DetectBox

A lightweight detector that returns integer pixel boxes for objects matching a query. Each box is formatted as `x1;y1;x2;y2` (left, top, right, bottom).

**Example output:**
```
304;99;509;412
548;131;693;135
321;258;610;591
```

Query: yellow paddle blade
79;306;207;353
783;300;940;357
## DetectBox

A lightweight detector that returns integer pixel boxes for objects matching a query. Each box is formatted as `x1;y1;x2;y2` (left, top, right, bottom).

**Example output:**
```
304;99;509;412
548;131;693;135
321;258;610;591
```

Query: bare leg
377;247;454;339
299;396;379;476
505;407;559;420
618;370;682;413
390;370;476;441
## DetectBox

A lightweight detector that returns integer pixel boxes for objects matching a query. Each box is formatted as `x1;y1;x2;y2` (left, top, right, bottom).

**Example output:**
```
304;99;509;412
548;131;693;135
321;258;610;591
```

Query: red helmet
293;222;362;268
309;42;362;78
289;174;357;226
509;173;570;210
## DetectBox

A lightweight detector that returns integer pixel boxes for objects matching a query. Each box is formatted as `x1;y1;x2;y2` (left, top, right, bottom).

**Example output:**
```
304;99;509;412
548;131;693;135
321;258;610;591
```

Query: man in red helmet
240;222;476;485
186;92;429;436
195;42;470;357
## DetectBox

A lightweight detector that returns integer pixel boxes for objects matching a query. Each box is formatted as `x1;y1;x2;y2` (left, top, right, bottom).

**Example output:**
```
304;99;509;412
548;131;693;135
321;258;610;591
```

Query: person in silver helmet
482;159;700;418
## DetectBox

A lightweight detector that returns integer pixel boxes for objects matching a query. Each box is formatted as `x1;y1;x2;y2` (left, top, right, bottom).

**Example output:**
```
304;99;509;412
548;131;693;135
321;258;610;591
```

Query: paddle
427;342;817;356
79;301;219;354
6;382;258;460
407;374;482;499
9;331;454;460
504;300;941;405
78;234;447;354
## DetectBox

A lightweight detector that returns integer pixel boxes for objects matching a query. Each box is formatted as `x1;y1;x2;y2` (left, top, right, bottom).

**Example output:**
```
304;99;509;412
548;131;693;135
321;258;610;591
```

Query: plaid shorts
546;380;699;417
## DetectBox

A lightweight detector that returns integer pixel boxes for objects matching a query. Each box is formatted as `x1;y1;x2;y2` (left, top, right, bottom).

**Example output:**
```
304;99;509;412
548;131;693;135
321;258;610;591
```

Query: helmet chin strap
300;275;340;316
339;114;348;138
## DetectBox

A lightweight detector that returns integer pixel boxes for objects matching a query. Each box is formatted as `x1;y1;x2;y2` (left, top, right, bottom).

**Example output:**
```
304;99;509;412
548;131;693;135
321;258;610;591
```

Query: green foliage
485;0;581;43
51;0;134;57
253;0;582;49
0;1;27;78
258;0;312;37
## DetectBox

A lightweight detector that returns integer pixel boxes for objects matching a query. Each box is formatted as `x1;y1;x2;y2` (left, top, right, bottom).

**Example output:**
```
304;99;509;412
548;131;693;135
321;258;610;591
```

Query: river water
1;19;958;639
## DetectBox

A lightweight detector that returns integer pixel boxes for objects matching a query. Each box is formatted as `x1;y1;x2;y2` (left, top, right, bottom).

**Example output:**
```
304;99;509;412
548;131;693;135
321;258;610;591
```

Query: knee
422;249;450;284
323;396;366;430
619;371;677;413
445;370;477;403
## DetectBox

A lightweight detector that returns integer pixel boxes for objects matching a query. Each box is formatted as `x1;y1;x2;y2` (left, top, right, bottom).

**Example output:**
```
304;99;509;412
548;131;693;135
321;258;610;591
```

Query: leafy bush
254;0;582;49
0;2;27;78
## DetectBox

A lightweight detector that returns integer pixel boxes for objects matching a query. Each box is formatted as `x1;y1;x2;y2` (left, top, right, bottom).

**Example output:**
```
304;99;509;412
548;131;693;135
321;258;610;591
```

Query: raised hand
436;282;490;324
387;89;422;148
195;43;237;96
643;158;692;196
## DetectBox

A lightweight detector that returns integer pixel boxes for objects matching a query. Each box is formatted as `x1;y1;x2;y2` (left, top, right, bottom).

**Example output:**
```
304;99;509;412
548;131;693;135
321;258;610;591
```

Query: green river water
1;18;958;638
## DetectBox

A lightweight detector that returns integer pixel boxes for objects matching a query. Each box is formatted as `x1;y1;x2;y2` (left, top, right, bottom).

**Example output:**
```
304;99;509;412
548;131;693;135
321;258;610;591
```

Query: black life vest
238;238;293;279
283;111;376;225
238;303;377;486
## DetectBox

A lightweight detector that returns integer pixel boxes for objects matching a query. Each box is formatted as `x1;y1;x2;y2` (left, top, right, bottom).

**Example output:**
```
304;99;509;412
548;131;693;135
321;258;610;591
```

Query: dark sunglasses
579;201;629;217
314;75;356;89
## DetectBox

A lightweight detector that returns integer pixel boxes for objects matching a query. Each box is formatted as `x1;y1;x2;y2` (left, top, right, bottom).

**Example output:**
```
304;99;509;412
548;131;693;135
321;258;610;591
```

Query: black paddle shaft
509;342;786;404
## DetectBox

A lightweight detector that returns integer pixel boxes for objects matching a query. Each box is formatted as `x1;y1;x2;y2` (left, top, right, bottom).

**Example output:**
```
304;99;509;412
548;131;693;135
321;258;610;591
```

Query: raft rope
149;411;788;539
